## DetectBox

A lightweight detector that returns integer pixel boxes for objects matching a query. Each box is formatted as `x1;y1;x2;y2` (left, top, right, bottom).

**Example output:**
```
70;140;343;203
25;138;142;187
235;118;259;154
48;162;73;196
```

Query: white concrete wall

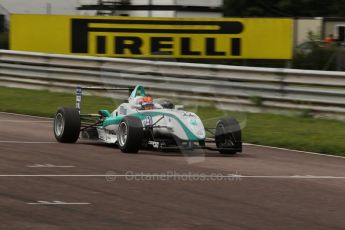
114;10;175;17
295;18;322;46
1;0;223;18
116;11;221;18
324;21;345;42
176;0;222;7
0;0;78;14
78;0;223;17
129;0;221;6
140;0;174;5
324;21;345;36
176;11;222;18
151;11;175;17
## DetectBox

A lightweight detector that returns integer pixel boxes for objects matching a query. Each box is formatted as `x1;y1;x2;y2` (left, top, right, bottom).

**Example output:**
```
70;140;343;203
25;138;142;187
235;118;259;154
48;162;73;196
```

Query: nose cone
181;112;206;140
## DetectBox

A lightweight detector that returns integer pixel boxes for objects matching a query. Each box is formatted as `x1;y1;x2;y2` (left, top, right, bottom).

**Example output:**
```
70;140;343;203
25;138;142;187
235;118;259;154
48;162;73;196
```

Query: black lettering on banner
206;38;226;56
71;18;244;57
97;36;106;54
181;38;201;56
231;38;241;56
151;37;173;55
115;36;143;55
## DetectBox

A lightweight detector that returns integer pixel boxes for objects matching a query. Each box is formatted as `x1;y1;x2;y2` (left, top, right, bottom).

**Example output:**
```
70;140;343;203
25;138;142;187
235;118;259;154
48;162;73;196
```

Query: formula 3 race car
53;85;242;154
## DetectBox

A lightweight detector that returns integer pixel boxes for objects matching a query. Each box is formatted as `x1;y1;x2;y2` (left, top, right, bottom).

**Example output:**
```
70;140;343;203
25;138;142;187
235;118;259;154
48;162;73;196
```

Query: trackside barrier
1;50;345;119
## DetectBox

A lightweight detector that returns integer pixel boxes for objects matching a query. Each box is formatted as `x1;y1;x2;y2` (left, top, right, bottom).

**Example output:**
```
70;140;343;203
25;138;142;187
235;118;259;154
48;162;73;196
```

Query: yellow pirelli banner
10;15;293;59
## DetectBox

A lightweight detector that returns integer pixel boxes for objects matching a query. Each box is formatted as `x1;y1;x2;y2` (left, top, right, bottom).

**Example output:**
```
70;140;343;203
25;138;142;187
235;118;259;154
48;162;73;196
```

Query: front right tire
117;116;144;153
215;117;242;154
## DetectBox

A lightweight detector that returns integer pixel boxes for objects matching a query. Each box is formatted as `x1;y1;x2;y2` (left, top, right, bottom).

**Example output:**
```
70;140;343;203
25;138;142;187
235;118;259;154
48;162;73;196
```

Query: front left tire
54;107;80;143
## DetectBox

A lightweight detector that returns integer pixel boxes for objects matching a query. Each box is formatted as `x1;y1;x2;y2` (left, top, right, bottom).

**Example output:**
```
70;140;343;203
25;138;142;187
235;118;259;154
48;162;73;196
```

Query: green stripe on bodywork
102;115;123;127
101;111;202;141
132;111;202;141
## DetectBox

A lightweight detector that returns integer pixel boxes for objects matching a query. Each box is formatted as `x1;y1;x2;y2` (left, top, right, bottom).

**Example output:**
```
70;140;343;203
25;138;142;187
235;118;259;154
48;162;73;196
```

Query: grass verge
1;86;345;156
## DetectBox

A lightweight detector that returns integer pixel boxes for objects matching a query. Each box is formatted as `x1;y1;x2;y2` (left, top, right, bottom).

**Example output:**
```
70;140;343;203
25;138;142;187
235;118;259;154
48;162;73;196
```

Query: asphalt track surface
0;112;345;230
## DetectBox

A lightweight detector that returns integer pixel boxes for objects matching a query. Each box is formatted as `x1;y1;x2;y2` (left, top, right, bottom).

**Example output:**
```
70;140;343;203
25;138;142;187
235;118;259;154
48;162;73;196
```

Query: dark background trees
224;0;345;17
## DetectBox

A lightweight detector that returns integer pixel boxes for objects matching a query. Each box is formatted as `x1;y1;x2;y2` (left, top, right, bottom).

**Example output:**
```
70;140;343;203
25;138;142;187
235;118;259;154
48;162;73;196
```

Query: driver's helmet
139;95;154;110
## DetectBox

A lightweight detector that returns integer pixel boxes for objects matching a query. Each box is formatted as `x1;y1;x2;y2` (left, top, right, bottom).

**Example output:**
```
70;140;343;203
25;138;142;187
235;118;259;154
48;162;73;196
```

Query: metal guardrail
1;50;345;118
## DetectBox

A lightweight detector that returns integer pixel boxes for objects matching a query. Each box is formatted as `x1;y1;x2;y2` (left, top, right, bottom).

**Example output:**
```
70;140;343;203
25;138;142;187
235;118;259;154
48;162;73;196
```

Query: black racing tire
54;107;80;143
117;116;144;153
215;117;242;154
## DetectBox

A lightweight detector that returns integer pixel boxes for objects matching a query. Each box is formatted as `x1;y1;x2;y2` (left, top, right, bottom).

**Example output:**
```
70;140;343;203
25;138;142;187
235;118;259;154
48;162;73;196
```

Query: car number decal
144;116;153;126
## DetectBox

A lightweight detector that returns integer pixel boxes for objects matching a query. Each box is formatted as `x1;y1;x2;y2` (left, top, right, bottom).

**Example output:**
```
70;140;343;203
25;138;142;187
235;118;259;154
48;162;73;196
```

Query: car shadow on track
140;151;243;158
80;141;246;158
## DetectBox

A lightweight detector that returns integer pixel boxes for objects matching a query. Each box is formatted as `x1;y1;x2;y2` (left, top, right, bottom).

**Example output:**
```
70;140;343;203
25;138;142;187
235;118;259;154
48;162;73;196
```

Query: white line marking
27;201;90;205
0;141;56;144
0;120;51;123
244;143;345;159
0;174;344;179
27;164;75;168
0;112;52;120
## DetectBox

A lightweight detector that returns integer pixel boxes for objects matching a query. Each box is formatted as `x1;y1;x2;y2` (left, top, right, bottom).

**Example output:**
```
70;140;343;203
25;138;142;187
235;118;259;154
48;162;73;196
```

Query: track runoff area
0;112;345;229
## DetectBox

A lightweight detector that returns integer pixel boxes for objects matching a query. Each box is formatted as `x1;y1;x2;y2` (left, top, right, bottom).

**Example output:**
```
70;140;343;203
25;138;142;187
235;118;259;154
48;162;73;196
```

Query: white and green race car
53;85;242;154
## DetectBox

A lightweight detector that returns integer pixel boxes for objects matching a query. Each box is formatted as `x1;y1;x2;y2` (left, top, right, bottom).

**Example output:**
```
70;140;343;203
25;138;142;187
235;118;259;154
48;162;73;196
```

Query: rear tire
54;107;80;143
117;116;144;153
215;118;242;154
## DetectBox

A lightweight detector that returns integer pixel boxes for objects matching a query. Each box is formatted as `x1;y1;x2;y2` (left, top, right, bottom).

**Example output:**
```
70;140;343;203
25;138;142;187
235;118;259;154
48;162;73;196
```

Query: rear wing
76;86;134;113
